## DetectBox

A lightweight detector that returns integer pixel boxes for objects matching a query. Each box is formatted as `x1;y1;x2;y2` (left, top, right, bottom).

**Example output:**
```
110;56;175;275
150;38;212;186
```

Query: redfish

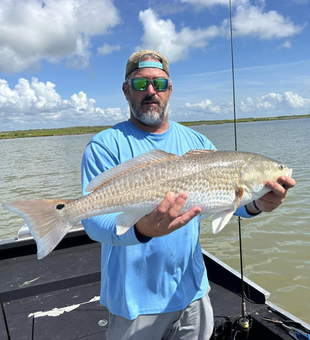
2;149;292;259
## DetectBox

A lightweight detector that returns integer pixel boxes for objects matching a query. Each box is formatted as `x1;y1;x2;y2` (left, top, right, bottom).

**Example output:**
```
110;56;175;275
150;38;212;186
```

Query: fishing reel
231;315;253;340
212;315;253;340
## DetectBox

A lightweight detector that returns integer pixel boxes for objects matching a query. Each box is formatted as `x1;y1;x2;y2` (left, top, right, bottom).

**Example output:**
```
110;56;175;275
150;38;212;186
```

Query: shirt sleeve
81;140;146;246
235;205;257;218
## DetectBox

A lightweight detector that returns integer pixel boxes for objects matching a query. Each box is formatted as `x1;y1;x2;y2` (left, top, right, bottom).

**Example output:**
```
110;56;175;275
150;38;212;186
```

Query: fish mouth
284;168;293;178
276;168;293;185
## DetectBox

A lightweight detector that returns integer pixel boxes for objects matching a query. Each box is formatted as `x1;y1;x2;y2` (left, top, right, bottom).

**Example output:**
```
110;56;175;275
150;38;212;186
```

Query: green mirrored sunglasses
127;78;169;92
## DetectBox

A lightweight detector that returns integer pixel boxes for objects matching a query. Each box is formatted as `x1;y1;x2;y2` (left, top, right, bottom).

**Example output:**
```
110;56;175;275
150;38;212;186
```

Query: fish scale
2;149;292;259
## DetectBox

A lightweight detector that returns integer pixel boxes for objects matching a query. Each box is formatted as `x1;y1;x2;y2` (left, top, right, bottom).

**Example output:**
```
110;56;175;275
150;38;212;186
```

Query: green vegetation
0;126;110;139
180;114;310;127
1;114;309;139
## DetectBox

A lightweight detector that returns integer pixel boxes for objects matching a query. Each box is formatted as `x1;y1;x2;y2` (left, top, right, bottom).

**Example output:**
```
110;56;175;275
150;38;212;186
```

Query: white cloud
0;0;120;73
136;3;303;64
179;0;304;40
0;78;127;130
136;9;221;62
174;98;232;121
183;99;224;114
224;4;304;40
97;43;121;55
180;0;247;6
178;92;310;120
239;92;310;113
282;40;292;49
283;91;310;108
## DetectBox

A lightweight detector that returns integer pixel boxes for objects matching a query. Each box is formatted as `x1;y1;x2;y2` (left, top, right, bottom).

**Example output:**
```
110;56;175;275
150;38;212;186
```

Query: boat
1;224;309;340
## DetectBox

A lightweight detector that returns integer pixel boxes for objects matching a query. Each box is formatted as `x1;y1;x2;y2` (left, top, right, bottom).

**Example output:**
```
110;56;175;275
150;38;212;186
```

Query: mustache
141;95;160;105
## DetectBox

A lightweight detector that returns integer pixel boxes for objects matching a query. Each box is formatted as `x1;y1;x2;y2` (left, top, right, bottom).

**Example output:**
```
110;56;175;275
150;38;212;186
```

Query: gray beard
129;96;170;127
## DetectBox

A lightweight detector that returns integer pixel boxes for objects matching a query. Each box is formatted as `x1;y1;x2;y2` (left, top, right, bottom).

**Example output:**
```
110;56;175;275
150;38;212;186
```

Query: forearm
245;200;262;215
82;213;145;246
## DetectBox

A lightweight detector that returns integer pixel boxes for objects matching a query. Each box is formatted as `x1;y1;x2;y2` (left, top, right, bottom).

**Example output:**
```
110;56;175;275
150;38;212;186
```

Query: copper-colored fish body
2;149;292;259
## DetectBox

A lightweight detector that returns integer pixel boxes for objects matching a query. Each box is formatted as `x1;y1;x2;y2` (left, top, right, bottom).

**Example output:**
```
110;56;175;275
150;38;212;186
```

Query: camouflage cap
125;50;169;79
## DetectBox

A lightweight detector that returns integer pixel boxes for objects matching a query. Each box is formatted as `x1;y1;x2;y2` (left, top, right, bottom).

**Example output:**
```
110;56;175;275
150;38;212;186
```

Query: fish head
240;153;292;195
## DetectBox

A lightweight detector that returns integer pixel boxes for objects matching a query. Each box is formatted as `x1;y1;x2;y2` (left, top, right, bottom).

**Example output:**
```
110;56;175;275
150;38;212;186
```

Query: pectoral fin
212;210;234;234
211;188;245;234
115;212;143;235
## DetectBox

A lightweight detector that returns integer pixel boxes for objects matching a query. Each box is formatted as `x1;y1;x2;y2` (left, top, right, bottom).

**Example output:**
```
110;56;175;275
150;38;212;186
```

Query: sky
0;0;309;132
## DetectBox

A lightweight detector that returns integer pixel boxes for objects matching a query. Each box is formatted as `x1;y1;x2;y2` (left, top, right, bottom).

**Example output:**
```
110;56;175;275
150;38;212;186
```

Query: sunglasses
127;78;169;92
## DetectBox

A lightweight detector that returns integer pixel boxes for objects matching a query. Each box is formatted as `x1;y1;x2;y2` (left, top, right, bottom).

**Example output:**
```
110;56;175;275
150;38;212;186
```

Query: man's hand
135;192;201;238
255;176;296;212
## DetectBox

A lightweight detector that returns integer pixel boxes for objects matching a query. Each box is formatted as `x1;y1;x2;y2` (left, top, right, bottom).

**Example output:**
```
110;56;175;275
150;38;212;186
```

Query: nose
146;83;156;95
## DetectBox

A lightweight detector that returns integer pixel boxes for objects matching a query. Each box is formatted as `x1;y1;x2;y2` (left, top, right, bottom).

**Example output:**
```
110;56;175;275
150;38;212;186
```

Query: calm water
0;119;309;324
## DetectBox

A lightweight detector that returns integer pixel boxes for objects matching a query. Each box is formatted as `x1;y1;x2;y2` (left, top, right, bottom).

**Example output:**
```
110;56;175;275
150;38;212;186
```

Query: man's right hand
134;192;201;238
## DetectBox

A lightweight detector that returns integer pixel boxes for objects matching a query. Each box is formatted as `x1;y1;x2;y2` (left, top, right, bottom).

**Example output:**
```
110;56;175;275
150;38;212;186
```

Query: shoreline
1;114;309;139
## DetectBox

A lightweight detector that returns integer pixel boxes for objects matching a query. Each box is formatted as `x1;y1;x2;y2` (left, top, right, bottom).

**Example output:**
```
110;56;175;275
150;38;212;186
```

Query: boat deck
0;232;306;340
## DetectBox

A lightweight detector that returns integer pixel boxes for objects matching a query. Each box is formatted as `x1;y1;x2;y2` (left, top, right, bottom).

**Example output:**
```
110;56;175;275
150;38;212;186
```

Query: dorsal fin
185;149;216;155
86;149;178;192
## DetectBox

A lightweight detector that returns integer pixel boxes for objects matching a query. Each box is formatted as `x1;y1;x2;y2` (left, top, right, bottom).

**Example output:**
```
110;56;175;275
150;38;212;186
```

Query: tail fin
2;199;75;259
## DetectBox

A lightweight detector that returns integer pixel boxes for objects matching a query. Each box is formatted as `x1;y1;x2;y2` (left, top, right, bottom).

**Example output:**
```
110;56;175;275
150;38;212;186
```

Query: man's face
123;63;172;127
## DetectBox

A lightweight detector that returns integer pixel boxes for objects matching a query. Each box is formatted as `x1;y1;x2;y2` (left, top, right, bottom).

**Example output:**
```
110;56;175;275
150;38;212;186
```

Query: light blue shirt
81;120;253;320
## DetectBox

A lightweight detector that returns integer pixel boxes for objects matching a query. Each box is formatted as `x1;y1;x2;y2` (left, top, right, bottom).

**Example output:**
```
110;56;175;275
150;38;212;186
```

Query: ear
122;82;129;101
169;83;173;95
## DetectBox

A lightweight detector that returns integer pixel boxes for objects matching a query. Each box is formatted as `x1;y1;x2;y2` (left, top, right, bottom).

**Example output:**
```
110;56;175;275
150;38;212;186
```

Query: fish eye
279;164;284;170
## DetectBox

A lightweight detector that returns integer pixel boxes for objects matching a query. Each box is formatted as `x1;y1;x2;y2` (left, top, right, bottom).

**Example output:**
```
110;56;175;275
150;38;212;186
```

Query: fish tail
2;199;75;259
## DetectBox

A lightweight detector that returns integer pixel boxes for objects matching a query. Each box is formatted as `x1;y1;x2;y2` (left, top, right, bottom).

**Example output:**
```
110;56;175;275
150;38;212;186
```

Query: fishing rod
229;0;252;337
0;293;11;340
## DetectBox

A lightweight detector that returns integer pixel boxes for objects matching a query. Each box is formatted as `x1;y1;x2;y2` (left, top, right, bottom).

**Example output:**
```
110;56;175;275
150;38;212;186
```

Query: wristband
253;200;262;212
245;201;262;216
134;225;152;243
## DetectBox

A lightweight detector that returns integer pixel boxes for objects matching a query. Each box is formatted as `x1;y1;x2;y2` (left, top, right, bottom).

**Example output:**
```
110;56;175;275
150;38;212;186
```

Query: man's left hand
255;176;296;212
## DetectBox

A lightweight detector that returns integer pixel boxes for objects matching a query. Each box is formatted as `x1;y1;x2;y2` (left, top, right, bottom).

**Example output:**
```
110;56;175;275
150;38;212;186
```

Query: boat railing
0;223;85;245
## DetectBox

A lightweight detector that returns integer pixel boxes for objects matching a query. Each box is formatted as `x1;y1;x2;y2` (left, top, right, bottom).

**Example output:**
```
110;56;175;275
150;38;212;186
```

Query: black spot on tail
56;204;65;210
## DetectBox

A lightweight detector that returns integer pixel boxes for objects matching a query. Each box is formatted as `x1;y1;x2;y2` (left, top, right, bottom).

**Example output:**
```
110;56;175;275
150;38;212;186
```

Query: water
0;119;309;324
0;135;86;238
192;119;310;324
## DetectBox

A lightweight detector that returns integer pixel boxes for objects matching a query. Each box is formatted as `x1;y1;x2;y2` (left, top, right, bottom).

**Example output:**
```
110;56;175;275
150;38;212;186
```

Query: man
81;50;295;340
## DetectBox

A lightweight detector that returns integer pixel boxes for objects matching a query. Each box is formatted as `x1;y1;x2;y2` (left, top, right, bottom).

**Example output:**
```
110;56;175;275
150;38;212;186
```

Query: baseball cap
125;50;169;79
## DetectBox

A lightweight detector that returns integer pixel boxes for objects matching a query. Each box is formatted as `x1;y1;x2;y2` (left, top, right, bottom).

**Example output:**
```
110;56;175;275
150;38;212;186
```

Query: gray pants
106;291;214;340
